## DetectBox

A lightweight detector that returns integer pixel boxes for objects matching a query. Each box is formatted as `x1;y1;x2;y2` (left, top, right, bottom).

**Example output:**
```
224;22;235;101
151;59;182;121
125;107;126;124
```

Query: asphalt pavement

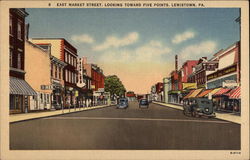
10;101;240;150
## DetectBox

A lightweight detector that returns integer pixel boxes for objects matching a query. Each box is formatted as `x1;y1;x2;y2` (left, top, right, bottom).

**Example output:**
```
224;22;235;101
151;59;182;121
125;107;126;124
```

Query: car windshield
119;99;127;103
140;100;148;104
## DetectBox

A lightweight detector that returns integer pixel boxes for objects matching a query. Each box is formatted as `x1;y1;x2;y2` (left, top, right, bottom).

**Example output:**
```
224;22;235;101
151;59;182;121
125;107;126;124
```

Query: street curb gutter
153;101;241;124
10;105;113;123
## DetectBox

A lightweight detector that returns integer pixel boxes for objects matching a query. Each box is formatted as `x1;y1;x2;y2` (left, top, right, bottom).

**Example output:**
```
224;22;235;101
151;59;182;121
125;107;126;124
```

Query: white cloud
99;40;171;63
179;41;217;60
172;30;196;44
93;32;139;51
71;34;95;44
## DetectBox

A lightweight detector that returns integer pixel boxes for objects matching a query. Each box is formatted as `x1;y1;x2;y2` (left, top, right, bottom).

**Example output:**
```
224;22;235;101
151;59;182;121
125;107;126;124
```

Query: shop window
40;93;43;103
47;94;50;103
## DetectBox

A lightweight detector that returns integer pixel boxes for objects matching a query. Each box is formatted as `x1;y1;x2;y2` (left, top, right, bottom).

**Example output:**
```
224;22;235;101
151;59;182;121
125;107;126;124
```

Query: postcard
0;0;249;160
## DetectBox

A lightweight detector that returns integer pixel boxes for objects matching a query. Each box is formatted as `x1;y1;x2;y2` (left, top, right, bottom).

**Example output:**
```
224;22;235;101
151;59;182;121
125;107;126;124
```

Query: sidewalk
153;101;241;124
10;105;111;123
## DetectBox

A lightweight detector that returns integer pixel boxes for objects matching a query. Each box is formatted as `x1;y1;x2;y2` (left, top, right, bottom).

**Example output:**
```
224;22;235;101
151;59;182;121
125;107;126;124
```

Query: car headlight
196;108;201;111
205;108;209;112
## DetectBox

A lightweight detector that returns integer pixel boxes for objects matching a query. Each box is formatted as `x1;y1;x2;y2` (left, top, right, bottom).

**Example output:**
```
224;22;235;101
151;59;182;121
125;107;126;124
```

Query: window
40;93;43;103
47;94;50;103
9;49;13;67
65;70;68;82
17;21;22;40
55;66;58;79
9;15;13;35
17;52;21;69
69;71;71;83
51;64;53;77
65;52;68;63
59;67;61;79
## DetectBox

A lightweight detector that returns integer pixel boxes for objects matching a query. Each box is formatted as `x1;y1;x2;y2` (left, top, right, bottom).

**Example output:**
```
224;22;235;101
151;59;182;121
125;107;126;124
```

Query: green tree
104;75;126;98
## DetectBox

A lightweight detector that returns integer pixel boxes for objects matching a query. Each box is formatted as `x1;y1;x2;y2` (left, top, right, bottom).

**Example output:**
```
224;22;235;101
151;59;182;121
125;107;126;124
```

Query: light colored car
117;98;129;109
139;99;149;108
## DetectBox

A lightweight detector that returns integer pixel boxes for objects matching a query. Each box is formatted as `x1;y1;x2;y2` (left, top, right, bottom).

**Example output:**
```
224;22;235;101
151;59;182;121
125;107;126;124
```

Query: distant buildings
158;41;241;113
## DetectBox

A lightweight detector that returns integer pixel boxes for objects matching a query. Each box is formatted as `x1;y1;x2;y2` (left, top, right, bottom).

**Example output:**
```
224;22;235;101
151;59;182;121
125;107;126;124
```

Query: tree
104;75;126;98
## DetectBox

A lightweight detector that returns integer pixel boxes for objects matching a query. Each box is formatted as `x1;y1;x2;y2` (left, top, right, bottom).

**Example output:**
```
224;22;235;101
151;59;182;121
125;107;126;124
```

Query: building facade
83;58;105;105
9;9;36;114
50;55;67;110
25;41;52;110
31;38;78;108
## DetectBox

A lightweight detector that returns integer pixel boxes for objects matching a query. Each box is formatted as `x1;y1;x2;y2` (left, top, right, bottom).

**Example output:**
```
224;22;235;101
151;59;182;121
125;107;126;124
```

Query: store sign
98;88;104;92
182;83;197;89
91;85;95;89
75;90;79;97
223;80;238;88
207;65;237;81
41;85;52;90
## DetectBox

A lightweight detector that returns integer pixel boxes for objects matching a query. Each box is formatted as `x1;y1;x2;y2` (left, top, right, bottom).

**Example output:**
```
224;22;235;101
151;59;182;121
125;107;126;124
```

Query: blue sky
26;8;240;93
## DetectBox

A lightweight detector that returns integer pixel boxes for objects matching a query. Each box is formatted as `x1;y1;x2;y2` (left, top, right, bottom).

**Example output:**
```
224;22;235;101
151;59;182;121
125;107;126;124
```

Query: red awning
196;89;213;98
213;88;231;96
183;90;195;99
226;87;241;99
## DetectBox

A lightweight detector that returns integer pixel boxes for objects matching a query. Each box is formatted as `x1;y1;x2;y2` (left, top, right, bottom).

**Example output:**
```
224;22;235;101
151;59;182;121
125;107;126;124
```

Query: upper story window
17;21;22;40
55;66;58;79
65;52;68;63
17;52;21;69
51;64;53;77
9;15;13;35
59;67;61;79
9;49;13;67
65;69;68;82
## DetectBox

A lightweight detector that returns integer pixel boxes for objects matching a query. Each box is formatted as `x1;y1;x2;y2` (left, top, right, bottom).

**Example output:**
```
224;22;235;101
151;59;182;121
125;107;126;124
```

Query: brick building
9;9;36;114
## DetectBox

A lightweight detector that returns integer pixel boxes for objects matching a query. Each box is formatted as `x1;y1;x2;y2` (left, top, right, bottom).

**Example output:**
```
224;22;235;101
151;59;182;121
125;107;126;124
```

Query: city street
10;101;240;150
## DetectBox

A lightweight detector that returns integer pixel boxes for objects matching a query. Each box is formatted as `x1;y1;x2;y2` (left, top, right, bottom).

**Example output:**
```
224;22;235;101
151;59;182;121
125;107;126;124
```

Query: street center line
44;116;230;124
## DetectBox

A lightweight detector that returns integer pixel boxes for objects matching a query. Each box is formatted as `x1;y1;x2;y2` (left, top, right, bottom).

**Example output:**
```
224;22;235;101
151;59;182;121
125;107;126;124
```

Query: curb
153;101;241;124
10;105;113;123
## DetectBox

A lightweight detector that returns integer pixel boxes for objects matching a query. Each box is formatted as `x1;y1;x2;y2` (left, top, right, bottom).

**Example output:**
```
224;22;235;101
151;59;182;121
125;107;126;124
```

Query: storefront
225;86;241;112
9;77;37;114
51;82;64;110
212;88;231;111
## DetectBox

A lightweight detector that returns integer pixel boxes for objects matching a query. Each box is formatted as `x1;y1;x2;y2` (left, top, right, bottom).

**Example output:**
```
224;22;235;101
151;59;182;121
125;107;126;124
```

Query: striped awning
209;88;221;95
183;90;195;99
196;89;213;98
226;87;241;99
10;77;37;96
213;88;231;96
188;88;203;98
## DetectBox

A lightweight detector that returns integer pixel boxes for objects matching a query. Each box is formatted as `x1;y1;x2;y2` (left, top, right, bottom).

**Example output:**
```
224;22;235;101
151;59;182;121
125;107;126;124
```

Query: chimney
25;23;29;40
83;57;87;64
175;55;178;71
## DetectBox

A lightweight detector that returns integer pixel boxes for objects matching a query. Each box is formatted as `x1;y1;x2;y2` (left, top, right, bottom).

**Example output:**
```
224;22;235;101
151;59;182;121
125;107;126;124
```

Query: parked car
139;99;149;108
183;98;215;118
117;98;129;109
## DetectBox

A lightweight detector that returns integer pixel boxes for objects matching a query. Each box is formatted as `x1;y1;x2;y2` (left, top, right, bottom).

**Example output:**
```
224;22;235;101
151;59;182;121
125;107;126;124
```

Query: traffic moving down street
10;101;240;150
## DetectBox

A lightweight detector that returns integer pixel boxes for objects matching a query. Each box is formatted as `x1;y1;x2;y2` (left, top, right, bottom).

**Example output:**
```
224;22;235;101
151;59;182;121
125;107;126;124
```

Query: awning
185;88;203;99
196;89;213;98
209;88;221;95
10;77;37;96
183;90;195;99
213;88;231;96
226;87;241;99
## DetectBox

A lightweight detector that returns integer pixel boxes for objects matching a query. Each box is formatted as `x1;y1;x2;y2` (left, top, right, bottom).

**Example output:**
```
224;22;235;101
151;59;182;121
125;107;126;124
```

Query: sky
26;8;240;94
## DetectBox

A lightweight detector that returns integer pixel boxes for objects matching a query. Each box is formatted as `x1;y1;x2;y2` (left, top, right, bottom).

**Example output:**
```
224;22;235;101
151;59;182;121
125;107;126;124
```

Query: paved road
10;101;240;150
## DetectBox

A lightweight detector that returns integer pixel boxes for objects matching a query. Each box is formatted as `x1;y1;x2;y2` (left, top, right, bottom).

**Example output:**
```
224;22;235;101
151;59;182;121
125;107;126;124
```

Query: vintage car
183;98;216;118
